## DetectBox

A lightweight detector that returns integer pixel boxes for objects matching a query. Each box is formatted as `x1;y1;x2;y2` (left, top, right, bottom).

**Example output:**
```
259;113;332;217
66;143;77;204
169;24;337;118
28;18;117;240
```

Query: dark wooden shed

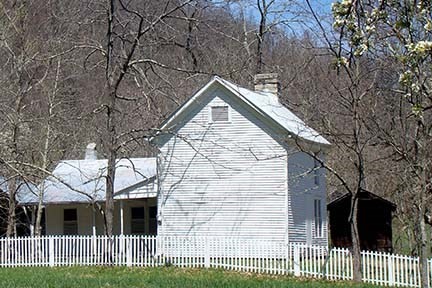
327;190;396;252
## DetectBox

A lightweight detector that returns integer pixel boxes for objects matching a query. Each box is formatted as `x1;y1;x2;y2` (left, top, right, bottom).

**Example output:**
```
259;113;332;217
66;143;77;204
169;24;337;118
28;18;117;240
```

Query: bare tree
92;0;195;237
296;0;395;282
0;0;43;236
331;1;432;286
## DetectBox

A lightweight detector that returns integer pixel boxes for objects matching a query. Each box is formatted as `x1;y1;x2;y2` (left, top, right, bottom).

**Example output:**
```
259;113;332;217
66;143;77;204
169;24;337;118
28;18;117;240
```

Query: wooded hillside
0;0;430;274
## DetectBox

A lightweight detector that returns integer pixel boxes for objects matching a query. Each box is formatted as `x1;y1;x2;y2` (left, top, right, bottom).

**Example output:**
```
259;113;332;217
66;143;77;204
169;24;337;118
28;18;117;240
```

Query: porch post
92;207;96;236
120;200;124;235
30;206;35;236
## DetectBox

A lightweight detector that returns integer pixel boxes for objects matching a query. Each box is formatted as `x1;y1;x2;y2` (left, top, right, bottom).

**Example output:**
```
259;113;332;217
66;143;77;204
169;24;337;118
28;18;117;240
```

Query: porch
43;197;158;236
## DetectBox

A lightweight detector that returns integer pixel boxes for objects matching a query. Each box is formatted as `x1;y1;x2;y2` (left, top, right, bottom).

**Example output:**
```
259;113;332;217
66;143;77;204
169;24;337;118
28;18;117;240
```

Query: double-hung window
314;199;323;238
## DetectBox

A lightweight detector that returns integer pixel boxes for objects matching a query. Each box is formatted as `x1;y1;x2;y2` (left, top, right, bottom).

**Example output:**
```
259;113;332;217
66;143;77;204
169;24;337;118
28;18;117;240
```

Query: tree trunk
105;144;116;237
256;0;267;74
103;0;116;238
419;191;429;288
34;201;44;236
6;178;17;237
350;192;362;282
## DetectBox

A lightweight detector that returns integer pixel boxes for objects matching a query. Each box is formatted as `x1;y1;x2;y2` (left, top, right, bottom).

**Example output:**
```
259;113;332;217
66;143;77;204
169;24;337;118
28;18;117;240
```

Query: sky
213;0;335;39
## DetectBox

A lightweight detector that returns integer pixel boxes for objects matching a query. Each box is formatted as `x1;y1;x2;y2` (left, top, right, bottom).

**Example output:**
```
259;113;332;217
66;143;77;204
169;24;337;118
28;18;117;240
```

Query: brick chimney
85;143;97;160
253;73;280;95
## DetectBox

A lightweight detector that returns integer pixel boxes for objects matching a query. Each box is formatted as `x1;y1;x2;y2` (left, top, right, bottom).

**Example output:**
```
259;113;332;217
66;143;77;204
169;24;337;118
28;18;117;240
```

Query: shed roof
20;158;156;205
157;76;330;146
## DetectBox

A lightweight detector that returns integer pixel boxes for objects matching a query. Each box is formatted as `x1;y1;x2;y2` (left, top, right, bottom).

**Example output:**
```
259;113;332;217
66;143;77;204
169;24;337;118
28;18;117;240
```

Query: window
148;206;158;235
64;208;78;235
210;106;229;122
131;207;145;234
314;158;320;185
314;199;323;238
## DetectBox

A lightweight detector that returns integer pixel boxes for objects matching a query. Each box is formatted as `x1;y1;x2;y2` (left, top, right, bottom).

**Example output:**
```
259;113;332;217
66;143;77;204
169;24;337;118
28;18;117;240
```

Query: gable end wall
158;88;288;241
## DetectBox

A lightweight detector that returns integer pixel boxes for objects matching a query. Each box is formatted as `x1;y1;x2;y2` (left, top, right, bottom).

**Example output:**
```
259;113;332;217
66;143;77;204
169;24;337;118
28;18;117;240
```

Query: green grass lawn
0;266;380;288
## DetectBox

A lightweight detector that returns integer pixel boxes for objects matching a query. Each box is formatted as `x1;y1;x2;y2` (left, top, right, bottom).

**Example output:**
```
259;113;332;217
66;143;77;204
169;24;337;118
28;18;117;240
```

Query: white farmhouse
19;74;330;246
154;74;330;245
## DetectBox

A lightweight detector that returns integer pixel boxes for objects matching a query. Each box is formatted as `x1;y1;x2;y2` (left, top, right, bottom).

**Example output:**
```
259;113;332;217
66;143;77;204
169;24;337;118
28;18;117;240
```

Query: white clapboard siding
158;86;328;245
158;89;288;241
288;152;328;246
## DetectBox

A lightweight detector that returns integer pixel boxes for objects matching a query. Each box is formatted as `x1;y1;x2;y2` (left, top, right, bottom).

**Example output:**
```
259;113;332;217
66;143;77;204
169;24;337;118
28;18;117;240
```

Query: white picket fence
0;235;430;287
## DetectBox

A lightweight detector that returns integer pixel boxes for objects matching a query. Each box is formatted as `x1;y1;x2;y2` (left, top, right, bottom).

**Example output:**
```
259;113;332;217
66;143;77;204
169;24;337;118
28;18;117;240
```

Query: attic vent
210;106;229;122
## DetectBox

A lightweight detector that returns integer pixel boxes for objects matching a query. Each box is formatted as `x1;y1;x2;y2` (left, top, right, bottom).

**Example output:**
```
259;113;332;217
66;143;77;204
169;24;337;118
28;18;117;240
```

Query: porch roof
20;158;157;205
0;177;38;204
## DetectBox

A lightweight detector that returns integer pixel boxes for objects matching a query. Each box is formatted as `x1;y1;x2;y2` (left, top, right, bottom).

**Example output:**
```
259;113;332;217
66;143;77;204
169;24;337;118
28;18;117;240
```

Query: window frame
63;208;78;235
208;105;231;123
314;199;323;238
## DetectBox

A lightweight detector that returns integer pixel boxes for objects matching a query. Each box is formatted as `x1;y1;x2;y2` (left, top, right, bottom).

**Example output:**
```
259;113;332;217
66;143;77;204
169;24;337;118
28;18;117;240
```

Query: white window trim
208;105;231;123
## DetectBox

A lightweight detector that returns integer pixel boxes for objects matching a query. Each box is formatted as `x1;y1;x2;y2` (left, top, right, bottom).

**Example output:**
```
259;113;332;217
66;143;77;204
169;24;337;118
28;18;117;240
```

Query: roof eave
216;78;331;147
150;76;220;145
113;176;156;197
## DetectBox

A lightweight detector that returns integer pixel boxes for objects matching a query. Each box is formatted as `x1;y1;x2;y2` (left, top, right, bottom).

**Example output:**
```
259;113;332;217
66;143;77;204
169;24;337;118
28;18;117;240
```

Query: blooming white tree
332;1;432;286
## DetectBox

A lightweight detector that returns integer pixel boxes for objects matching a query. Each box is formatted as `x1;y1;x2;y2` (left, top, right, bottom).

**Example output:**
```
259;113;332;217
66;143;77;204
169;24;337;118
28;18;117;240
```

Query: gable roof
20;158;157;205
157;76;330;146
328;189;396;211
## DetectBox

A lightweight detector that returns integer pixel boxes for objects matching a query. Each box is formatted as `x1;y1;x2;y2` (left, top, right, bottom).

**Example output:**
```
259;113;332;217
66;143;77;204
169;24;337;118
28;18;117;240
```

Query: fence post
204;237;210;268
428;258;431;288
388;254;395;286
49;237;55;267
158;236;165;266
294;244;301;276
126;236;132;267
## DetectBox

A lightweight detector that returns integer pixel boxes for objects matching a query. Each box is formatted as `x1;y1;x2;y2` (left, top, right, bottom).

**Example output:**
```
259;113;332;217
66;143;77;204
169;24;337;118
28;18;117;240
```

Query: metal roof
20;158;156;205
158;76;330;146
0;177;38;204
